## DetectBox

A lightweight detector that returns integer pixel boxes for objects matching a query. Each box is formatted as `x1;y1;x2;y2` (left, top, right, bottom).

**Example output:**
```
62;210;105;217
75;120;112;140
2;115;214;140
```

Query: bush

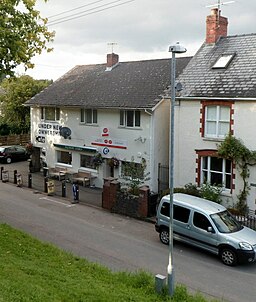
173;183;222;204
199;183;223;204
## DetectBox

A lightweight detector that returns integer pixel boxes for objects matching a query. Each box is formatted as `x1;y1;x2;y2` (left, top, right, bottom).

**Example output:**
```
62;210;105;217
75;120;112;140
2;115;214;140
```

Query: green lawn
0;223;218;302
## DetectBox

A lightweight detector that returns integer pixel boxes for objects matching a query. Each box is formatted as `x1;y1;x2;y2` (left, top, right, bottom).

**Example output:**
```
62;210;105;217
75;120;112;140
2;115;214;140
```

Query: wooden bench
72;171;93;187
48;166;67;181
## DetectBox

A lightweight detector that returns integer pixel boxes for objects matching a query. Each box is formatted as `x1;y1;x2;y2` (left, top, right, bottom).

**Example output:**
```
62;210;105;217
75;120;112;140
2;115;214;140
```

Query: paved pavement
0;160;102;208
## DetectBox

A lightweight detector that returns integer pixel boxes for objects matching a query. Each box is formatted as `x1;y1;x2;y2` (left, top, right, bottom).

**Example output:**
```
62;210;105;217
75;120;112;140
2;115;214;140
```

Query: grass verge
0;223;218;302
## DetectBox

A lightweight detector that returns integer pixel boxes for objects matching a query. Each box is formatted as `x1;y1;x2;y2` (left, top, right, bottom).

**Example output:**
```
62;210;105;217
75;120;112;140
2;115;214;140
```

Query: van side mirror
207;226;215;233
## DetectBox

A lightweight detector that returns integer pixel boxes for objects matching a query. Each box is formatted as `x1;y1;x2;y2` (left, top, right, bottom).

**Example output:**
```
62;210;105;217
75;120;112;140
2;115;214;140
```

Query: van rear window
160;202;190;223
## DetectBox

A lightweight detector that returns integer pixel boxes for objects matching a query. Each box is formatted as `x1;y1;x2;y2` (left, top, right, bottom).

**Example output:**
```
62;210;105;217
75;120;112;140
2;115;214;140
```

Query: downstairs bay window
200;156;232;190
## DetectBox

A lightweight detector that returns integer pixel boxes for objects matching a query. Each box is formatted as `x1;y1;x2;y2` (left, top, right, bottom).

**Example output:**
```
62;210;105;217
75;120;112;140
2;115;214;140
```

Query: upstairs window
120;110;141;128
205;105;230;138
81;109;97;125
41;107;60;121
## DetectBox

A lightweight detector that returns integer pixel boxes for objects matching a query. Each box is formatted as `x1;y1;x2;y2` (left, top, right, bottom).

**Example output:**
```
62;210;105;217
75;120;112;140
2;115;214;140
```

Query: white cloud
16;0;256;80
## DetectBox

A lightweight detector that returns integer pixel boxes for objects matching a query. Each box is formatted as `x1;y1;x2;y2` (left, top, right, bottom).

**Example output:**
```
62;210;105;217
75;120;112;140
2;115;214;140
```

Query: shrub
199;183;223;204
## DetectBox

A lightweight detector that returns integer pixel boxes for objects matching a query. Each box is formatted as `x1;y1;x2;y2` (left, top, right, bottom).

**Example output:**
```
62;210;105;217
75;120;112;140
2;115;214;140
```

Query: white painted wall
30;106;168;191
150;99;170;192
173;100;256;211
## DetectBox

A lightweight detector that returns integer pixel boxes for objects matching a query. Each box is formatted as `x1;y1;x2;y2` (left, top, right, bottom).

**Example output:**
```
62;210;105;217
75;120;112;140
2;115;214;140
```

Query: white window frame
200;156;231;191
56;150;72;166
205;105;230;138
80;154;96;170
81;109;97;125
120;110;141;128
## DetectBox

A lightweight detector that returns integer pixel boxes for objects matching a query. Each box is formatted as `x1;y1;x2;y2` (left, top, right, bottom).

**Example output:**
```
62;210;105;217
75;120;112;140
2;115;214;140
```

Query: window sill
79;123;98;126
55;163;72;168
118;126;142;130
202;137;225;142
220;190;232;197
79;167;98;174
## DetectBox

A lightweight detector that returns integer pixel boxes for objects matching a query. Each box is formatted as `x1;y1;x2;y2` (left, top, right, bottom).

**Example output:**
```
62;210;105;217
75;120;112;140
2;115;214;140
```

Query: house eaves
177;97;256;101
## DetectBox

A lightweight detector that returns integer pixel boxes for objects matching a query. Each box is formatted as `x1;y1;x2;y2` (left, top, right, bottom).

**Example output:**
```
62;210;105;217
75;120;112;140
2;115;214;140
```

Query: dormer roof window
212;53;235;69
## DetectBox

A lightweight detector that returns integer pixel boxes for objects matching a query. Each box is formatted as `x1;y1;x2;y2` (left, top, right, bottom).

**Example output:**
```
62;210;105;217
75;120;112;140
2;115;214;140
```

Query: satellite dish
175;82;183;92
59;127;72;139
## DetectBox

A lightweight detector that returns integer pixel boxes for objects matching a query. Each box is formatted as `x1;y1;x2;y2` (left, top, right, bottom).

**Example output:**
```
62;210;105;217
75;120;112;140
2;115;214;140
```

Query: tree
121;157;150;195
0;0;55;78
0;75;52;133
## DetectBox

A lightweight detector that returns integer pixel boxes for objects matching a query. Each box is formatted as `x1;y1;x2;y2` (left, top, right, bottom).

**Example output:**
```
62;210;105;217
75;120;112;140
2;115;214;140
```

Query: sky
16;0;256;81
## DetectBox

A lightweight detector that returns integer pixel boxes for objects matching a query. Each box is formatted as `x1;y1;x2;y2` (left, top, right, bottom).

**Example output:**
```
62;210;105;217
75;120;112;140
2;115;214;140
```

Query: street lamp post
168;42;187;296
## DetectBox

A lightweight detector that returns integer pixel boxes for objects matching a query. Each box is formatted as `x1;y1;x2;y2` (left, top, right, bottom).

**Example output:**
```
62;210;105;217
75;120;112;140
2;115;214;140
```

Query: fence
235;210;256;230
0;134;30;146
158;163;169;196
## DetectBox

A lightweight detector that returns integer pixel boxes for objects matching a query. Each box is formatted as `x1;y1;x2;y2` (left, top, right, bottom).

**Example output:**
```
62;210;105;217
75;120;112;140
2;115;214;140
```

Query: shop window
57;151;72;165
80;154;96;169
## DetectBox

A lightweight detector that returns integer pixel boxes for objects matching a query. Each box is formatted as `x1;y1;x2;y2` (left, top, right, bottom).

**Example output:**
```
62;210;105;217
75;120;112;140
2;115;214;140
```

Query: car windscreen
210;210;242;233
0;147;5;152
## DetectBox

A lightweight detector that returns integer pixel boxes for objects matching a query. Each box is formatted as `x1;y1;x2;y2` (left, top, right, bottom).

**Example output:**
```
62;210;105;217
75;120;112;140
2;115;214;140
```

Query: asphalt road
0;181;256;302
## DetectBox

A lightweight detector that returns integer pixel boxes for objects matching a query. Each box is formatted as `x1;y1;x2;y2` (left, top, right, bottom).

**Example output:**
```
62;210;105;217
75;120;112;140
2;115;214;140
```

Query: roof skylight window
212;54;234;69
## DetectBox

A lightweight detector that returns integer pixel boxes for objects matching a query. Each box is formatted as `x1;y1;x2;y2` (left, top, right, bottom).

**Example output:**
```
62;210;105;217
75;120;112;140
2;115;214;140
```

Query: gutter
177;97;256;101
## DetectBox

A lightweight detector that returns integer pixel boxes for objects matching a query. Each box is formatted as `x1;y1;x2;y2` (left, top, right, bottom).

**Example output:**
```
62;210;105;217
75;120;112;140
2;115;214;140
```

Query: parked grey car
155;193;256;266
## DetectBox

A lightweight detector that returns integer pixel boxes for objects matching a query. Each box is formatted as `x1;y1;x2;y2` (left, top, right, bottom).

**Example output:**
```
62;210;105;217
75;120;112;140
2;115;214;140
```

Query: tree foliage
0;0;55;78
121;157;150;195
0;75;52;133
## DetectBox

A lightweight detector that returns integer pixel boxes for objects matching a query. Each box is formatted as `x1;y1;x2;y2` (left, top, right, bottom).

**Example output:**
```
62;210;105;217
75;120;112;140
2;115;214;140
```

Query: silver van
155;193;256;266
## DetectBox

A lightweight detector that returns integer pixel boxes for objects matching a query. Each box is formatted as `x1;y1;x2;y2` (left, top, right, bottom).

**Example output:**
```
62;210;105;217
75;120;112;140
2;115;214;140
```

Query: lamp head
169;42;187;54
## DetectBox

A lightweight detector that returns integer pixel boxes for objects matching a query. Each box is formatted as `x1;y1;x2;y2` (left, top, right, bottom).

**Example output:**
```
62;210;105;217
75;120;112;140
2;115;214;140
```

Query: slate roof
25;57;191;109
177;34;256;99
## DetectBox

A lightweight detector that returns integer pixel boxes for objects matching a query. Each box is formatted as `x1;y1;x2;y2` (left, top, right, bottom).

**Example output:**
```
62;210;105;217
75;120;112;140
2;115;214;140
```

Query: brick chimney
206;8;228;44
106;53;119;71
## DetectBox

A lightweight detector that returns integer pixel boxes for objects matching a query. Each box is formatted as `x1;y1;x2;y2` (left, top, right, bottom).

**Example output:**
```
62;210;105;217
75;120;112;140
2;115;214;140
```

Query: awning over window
53;144;97;153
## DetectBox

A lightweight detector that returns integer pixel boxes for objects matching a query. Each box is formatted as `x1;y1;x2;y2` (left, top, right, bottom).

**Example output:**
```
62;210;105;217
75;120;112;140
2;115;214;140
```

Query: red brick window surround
195;149;234;192
200;101;234;138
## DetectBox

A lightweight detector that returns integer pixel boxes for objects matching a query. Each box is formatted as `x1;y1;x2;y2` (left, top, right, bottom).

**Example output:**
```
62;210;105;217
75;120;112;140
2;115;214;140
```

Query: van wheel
160;229;169;245
220;247;237;266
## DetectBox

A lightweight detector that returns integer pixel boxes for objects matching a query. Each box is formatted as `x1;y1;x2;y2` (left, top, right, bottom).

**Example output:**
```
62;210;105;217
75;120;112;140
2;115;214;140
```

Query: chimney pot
106;53;119;69
206;8;228;44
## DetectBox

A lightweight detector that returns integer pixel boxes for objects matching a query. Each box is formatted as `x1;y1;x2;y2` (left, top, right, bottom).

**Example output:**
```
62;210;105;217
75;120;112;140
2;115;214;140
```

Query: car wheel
160;229;169;245
6;157;12;164
220;247;237;266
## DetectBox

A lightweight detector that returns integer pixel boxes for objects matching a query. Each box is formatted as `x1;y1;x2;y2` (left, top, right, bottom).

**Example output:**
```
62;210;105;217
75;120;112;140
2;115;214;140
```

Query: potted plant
107;157;120;168
92;153;103;168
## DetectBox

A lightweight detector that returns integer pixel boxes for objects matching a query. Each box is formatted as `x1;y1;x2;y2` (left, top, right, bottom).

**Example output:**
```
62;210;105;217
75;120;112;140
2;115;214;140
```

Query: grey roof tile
26;57;191;109
178;33;256;99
